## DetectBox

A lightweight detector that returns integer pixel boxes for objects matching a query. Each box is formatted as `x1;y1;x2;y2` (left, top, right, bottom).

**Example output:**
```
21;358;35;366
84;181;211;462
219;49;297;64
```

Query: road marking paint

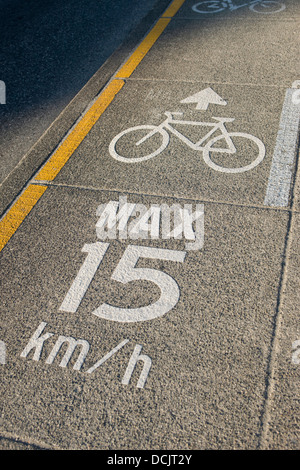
95;196;204;250
109;102;266;172
35;79;125;182
60;242;186;322
192;0;286;15
86;339;129;374
292;340;300;365
115;18;171;79
162;0;187;17
0;184;47;252
0;80;6;105
59;242;110;314
180;87;227;110
35;0;186;181
0;0;187;252
0;340;6;364
264;87;300;207
115;0;186;80
121;344;152;388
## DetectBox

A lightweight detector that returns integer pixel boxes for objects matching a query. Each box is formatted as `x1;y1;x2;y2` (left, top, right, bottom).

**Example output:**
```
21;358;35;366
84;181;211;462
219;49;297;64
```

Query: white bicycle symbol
109;111;266;173
192;0;286;14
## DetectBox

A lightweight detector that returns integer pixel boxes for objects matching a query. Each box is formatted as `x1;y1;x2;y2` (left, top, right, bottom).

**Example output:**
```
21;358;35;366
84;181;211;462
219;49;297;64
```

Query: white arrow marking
180;87;227;110
0;340;6;364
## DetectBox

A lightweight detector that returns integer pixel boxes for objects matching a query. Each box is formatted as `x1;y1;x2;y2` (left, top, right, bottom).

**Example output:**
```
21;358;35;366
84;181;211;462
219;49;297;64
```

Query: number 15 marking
59;243;186;323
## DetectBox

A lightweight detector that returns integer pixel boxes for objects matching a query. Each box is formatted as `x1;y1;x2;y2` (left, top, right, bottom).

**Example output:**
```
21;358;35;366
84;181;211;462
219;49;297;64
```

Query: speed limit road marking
60;243;186;322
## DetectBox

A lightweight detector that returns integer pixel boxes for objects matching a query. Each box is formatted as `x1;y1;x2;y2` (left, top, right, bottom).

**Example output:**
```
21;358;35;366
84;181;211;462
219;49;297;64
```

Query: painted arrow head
180;87;227;110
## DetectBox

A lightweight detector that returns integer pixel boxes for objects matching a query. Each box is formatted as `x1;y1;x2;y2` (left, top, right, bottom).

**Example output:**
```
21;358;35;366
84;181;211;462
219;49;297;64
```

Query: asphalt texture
0;0;167;212
0;0;300;452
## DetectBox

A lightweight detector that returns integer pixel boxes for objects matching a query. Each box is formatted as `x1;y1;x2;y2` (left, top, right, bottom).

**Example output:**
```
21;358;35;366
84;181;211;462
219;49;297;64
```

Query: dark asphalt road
0;0;162;184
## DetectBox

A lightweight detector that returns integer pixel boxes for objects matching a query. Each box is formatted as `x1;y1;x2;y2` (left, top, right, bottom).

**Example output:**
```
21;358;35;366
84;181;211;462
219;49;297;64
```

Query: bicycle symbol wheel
109;125;169;163
192;1;226;14
203;132;265;173
250;1;286;14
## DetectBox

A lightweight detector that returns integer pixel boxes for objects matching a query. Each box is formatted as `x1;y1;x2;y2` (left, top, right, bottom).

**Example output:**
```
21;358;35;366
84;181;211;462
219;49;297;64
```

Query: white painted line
86;339;129;374
121;344;152;388
59;242;110;313
0;340;6;364
0;80;6;104
264;87;300;207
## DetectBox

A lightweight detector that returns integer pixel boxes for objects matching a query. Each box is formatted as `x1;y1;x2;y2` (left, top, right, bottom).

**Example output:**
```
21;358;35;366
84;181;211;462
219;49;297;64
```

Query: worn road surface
0;0;299;451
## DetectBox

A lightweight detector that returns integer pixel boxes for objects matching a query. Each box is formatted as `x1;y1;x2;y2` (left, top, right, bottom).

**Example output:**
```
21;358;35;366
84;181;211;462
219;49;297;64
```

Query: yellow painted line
0;184;47;252
162;0;186;17
115;17;171;79
115;0;186;79
0;0;187;253
35;79;125;181
36;0;187;181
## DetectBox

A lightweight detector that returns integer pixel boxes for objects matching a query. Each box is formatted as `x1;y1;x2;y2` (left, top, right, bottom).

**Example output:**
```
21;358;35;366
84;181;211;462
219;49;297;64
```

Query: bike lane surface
0;0;300;450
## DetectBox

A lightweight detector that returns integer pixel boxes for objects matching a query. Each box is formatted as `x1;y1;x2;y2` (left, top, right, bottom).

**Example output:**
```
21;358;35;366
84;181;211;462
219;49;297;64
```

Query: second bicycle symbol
109;87;266;174
191;1;286;15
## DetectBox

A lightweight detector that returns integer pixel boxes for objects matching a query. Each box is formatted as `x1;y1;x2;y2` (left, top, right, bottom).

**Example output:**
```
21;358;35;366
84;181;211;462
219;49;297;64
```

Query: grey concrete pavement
0;0;300;451
0;187;290;449
128;14;299;87
263;212;300;449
